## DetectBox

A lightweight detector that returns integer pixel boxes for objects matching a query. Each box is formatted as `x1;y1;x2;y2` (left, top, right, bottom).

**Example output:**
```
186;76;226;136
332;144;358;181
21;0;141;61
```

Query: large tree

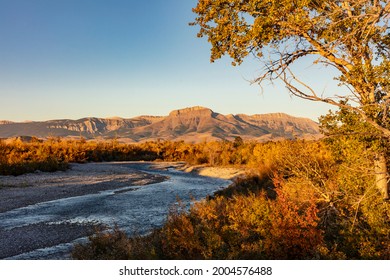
192;0;390;199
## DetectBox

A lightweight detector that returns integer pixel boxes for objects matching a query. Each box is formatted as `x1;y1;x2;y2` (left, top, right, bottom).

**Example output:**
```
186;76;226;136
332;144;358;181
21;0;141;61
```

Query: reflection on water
0;163;230;259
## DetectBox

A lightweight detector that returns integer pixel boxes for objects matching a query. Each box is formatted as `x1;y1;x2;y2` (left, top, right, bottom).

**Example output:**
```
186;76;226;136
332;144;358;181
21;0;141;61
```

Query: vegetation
192;0;390;199
0;137;158;176
1;132;388;259
2;0;389;260
71;136;390;260
0;135;330;176
62;0;383;260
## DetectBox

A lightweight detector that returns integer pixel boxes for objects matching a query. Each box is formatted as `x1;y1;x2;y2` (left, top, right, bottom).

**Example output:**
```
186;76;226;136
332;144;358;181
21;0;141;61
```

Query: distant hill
0;106;322;142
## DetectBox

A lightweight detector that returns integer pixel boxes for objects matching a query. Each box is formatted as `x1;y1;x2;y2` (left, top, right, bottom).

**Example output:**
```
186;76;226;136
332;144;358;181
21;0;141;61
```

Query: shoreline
0;161;245;214
0;162;246;214
0;162;168;259
0;162;167;213
0;161;242;259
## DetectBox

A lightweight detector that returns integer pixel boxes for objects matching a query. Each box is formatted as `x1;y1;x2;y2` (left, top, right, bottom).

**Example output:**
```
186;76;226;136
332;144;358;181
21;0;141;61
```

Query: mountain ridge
0;107;322;142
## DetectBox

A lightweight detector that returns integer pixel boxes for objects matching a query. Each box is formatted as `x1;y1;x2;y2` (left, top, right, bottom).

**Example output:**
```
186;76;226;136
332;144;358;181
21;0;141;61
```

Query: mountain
0;106;321;142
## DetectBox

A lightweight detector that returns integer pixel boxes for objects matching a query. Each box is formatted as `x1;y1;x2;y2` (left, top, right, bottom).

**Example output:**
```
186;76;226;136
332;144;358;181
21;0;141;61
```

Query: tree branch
302;32;354;74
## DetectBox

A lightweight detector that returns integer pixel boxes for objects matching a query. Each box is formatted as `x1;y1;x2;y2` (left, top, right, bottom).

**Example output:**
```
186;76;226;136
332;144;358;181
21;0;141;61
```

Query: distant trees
192;0;390;199
0;138;159;176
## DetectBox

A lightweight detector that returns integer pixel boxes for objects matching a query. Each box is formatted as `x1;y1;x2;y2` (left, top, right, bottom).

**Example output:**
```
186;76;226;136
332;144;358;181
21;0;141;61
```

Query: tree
233;136;244;148
192;0;390;199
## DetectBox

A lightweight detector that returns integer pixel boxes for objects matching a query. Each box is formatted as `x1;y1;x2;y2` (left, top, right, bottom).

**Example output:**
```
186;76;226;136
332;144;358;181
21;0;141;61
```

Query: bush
73;179;324;260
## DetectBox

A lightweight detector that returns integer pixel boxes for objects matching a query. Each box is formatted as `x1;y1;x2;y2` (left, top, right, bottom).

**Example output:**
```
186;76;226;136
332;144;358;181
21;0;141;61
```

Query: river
0;162;230;259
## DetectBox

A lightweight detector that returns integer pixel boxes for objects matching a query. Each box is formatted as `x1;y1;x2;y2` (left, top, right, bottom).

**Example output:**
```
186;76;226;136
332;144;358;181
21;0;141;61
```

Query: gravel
0;162;166;213
0;162;167;259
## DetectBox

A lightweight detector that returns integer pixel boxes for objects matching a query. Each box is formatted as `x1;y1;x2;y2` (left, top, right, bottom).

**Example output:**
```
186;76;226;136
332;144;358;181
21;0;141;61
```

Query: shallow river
0;163;230;259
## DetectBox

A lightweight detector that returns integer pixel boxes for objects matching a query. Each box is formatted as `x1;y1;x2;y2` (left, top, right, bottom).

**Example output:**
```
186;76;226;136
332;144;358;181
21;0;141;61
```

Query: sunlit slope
0;107;321;142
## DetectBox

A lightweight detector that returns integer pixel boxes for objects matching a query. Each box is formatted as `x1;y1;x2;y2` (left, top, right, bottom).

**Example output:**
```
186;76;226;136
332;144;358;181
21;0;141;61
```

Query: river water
0;163;230;259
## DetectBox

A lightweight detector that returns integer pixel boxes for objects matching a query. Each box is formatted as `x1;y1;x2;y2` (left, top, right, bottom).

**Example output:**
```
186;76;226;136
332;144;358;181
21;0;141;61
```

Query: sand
180;164;246;180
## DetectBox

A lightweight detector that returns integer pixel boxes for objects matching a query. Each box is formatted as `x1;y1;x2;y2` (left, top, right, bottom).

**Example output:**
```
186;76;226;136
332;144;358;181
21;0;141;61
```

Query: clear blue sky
0;0;336;122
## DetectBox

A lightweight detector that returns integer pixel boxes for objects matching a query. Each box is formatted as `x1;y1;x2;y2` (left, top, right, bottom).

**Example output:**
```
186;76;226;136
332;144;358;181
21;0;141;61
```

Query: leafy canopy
192;0;390;137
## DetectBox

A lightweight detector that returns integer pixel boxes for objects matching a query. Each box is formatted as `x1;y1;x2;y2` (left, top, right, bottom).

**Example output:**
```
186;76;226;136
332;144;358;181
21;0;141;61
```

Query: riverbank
0;161;235;259
0;162;169;259
0;162;246;214
0;162;167;213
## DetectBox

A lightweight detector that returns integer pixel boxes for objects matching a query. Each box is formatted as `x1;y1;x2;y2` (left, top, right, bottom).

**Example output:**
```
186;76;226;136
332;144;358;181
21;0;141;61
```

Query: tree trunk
374;153;390;200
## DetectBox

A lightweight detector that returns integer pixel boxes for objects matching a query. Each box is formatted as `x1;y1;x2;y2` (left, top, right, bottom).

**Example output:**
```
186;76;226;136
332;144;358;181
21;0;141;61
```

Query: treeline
0;136;323;175
0;137;157;176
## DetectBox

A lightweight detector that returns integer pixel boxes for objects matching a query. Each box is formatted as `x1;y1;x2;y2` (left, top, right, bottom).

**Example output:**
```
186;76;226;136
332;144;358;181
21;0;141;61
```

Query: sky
0;0;338;122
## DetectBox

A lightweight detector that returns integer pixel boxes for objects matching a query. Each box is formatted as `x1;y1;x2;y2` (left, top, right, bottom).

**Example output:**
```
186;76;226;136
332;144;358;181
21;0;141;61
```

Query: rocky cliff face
0;107;322;142
168;106;213;117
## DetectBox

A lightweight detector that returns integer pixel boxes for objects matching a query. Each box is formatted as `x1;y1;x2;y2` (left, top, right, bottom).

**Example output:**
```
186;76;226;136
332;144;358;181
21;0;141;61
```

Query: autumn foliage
74;184;324;260
1;135;388;259
69;137;388;259
0;137;158;176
